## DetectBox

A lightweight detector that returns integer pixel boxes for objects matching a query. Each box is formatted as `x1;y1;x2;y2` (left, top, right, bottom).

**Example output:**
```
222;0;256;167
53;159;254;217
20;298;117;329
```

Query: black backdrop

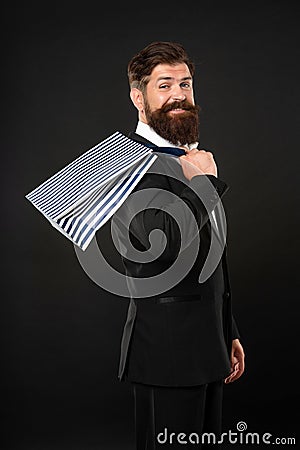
2;2;299;449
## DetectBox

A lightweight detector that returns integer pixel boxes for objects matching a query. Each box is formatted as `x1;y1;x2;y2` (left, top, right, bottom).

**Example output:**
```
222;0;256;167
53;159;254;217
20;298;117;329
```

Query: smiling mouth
169;108;186;113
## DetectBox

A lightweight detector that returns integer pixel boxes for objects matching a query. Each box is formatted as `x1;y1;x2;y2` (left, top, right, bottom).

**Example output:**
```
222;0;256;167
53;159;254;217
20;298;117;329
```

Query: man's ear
130;88;145;112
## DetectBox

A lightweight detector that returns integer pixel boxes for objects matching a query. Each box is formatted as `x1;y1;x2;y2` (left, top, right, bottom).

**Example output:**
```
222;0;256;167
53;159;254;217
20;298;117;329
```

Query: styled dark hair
127;41;195;91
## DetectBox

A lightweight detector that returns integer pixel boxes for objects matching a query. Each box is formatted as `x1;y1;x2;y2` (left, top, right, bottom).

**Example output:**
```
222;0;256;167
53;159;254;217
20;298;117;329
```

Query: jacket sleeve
115;173;229;263
232;316;240;340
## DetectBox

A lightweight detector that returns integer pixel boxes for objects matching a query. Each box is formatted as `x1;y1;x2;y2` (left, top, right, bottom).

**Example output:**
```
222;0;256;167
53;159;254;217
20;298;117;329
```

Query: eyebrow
156;76;192;83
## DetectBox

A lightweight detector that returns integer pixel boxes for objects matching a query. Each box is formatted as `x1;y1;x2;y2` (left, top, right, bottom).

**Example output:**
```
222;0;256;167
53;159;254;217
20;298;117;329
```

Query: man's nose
171;85;186;101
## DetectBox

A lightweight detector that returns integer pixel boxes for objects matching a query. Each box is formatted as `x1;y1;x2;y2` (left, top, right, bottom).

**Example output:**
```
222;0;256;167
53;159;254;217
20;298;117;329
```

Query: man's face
142;63;200;145
145;63;195;112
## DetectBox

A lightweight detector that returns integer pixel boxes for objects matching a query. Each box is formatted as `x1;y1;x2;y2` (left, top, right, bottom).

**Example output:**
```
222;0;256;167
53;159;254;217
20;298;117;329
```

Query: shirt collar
135;121;198;151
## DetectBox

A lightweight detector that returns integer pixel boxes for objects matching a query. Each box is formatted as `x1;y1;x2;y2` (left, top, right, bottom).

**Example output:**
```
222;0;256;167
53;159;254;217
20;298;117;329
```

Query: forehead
149;63;192;82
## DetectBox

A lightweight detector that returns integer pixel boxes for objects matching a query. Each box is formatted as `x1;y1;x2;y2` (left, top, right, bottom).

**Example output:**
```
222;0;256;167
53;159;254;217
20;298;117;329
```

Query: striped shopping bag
25;131;157;250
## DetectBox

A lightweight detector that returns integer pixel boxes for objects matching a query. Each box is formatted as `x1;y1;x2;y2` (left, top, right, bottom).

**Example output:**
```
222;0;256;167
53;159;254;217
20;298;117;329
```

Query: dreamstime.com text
157;421;296;446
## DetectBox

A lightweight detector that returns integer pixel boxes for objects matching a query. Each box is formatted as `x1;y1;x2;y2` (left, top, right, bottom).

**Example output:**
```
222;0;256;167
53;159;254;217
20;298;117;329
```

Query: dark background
2;1;299;449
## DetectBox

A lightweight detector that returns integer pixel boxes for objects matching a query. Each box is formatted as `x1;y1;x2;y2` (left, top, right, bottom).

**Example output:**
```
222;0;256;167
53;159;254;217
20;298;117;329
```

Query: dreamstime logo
236;421;247;432
74;156;227;298
157;421;297;446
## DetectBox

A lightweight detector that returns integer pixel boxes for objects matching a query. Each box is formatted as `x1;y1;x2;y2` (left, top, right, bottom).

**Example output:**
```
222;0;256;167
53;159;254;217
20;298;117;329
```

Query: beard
144;98;200;146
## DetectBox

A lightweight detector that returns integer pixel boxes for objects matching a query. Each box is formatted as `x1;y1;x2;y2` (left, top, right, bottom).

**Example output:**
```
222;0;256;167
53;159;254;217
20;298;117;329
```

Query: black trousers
132;380;223;449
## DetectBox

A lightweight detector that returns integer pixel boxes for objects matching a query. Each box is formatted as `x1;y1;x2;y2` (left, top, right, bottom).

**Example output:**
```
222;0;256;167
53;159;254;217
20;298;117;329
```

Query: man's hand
179;148;218;180
224;339;245;384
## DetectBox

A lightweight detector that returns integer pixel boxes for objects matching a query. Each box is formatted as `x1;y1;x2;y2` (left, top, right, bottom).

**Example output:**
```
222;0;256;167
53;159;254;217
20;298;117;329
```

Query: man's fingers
225;359;245;383
224;365;240;383
179;147;218;178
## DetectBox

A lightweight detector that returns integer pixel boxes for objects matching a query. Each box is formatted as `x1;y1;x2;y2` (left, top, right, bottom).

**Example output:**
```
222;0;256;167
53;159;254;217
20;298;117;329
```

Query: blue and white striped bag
25;131;157;250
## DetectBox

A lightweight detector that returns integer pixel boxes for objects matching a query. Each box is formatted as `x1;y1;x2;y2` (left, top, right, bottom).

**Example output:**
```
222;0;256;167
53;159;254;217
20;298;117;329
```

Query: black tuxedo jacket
114;132;240;387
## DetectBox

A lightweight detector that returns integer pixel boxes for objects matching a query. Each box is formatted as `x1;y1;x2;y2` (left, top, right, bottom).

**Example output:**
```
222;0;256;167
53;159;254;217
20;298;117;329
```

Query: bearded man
113;41;245;449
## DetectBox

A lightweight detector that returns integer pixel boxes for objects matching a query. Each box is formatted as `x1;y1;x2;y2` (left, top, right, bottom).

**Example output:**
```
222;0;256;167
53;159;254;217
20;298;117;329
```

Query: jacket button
223;291;230;299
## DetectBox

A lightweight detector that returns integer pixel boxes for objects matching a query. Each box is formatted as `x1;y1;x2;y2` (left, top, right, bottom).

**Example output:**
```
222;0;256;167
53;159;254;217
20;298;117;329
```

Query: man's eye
181;82;191;89
159;84;170;89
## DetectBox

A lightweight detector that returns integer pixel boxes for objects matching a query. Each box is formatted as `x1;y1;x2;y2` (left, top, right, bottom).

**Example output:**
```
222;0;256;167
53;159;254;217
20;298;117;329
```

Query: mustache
159;100;200;114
